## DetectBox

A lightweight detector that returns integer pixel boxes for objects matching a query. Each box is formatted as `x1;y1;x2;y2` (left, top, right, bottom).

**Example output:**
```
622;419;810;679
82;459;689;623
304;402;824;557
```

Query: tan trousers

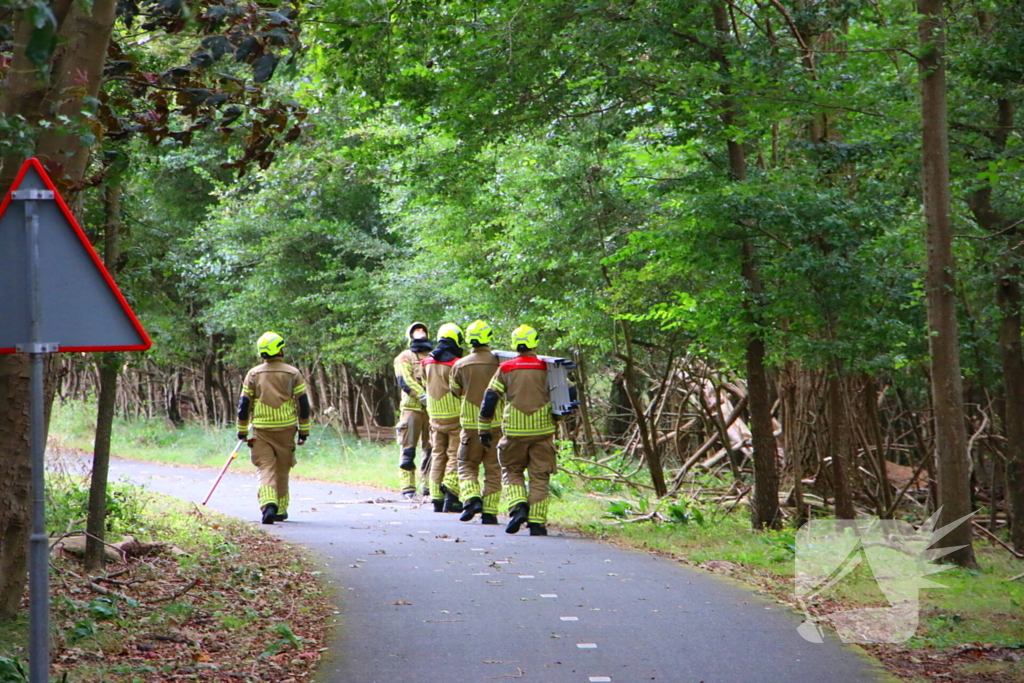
250;426;297;513
396;409;431;493
396;408;430;450
498;432;556;523
429;418;461;500
458;426;502;509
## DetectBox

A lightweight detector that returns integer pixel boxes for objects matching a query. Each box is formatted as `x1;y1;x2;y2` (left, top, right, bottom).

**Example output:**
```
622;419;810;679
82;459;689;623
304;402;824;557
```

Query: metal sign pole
22;195;51;683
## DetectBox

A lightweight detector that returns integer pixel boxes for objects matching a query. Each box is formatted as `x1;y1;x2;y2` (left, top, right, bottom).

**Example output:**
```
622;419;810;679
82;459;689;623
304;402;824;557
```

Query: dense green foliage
91;0;1018;387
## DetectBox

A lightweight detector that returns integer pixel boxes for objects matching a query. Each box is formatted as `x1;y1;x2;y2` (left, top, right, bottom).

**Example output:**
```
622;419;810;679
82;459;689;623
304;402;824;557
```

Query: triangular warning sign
0;159;151;353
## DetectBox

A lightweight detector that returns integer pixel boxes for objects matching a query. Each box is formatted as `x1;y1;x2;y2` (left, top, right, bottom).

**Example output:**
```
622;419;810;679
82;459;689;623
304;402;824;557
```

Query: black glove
237;431;248;441
479;431;492;450
297;433;308;446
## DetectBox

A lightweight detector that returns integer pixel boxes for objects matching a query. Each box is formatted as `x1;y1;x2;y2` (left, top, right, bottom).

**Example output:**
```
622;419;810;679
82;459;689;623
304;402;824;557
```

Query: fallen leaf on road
393;601;412;605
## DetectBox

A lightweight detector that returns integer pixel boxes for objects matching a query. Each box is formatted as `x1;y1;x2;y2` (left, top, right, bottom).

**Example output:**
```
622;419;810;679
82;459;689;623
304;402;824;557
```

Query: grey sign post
0;159;151;682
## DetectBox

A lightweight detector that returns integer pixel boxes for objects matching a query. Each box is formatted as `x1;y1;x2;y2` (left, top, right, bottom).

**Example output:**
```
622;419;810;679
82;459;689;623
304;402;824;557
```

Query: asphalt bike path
99;456;883;683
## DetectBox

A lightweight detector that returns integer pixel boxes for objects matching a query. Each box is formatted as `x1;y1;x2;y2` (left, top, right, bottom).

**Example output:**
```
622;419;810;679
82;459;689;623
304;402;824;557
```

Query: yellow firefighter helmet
510;324;539;350
257;331;285;358
465;319;493;346
437;322;465;347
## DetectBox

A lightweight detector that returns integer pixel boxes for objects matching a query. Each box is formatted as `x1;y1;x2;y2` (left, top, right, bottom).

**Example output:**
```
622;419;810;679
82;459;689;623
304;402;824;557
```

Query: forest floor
0;489;334;683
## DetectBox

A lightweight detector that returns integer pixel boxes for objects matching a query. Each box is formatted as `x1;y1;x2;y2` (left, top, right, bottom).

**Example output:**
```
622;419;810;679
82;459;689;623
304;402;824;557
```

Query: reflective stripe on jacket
238;357;310;432
423;357;461;419
484;354;554;436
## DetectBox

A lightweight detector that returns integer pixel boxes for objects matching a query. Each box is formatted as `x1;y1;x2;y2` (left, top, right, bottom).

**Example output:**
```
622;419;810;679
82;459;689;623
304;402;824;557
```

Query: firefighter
236;332;311;524
393;322;434;500
424;323;465;512
479;325;555;536
449;320;502;524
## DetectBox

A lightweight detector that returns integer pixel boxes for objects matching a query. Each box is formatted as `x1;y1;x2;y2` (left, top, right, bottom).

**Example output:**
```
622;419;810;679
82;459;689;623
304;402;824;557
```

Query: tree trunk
827;370;855;518
714;1;780;529
619;320;667;497
0;356;32;620
85;183;121;572
998;262;1024;550
0;0;121;607
864;375;894;517
167;371;184;427
965;98;1023;550
918;0;976;566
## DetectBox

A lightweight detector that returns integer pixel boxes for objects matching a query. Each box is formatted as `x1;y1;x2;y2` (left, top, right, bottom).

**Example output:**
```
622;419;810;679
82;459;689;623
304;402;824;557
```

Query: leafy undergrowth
1;496;333;683
553;493;1024;683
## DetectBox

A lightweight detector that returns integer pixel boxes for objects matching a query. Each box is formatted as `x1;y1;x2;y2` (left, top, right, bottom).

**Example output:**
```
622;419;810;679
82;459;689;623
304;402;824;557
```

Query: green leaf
25;24;57;65
67;618;97;644
0;656;28;683
87;596;119;621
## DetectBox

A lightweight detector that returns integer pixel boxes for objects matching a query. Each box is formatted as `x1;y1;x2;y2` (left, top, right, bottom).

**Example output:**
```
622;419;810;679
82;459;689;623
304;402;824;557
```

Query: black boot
481;513;499;525
433;500;445;513
443;491;463;513
261;503;278;525
528;522;548;536
399;447;416;471
506;503;529;534
459;497;483;522
402;490;417;501
273;511;288;522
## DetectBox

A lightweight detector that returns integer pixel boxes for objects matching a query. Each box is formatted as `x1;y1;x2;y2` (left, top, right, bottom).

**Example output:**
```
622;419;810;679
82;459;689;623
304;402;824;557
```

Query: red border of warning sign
0;158;152;354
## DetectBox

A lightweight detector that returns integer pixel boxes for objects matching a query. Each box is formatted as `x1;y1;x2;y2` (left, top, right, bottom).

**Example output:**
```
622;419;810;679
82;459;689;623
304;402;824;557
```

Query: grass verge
50;399;400;488
50;400;1024;682
1;473;333;683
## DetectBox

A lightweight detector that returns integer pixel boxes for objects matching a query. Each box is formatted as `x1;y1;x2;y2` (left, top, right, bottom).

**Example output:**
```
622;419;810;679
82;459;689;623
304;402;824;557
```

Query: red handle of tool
202;439;245;506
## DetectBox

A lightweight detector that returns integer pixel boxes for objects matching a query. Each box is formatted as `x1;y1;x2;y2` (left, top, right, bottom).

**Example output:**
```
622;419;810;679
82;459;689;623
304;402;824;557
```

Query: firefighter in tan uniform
236;332;311;525
393;322;433;500
424;323;465;513
449;320;502;524
479;325;555;536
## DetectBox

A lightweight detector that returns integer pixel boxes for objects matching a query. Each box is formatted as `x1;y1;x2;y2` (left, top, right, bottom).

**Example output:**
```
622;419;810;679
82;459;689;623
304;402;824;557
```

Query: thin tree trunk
865;375;894;517
965;98;1023;550
0;356;31;620
85;183;122;572
619;320;667;497
827;370;855;518
998;263;1024;550
919;0;976;566
714;1;780;529
572;351;598;460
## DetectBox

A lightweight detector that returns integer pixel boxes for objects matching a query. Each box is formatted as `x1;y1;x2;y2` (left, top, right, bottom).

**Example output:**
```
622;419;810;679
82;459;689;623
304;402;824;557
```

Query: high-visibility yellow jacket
237;357;311;434
450;345;503;429
394;348;429;411
481;352;554;437
423;357;461;420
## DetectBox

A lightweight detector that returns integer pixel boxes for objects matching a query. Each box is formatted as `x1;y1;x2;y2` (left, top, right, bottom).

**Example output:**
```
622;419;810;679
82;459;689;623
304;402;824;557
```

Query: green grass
0;615;28;661
50;399;401;489
50;399;1024;658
